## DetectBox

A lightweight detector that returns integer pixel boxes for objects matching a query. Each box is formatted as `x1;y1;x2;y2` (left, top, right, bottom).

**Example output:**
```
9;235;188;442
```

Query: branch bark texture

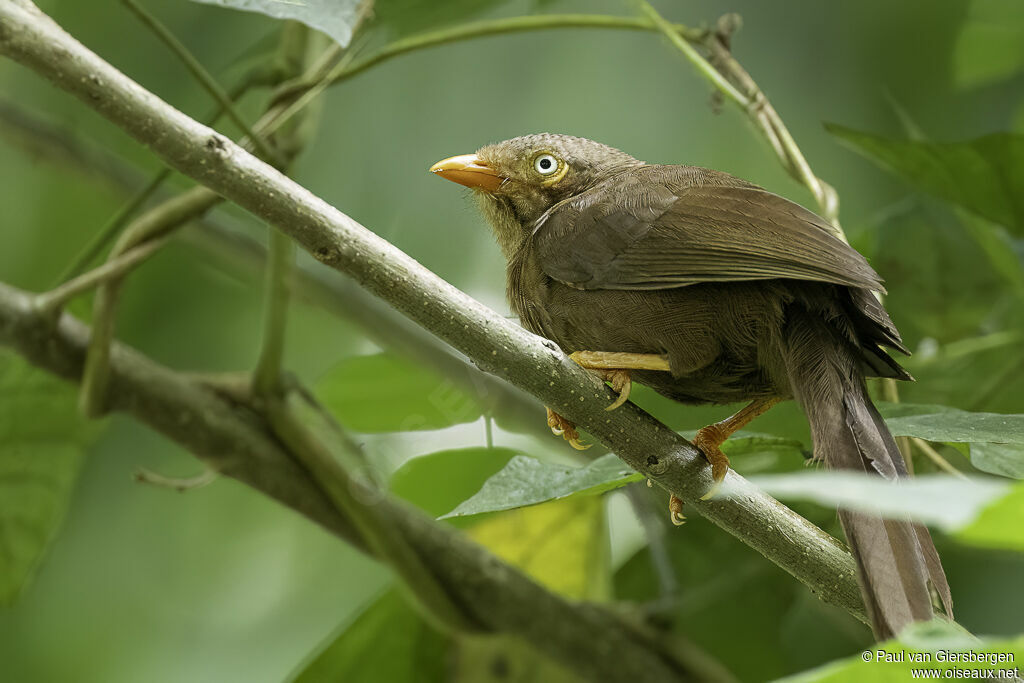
0;0;866;622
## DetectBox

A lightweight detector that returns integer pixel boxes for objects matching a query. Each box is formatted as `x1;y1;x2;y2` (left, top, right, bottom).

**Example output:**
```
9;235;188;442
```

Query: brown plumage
430;133;952;639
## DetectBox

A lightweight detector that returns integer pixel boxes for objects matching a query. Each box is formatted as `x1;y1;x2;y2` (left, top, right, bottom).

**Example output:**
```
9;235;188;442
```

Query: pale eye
534;154;558;175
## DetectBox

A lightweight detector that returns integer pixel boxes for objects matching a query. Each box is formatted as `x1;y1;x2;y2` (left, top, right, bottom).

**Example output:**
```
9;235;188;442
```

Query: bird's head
431;134;643;257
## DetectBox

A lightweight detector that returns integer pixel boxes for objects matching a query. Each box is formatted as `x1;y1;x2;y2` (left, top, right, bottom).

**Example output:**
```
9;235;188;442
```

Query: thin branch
35;234;170;314
271;14;706;95
0;0;868;623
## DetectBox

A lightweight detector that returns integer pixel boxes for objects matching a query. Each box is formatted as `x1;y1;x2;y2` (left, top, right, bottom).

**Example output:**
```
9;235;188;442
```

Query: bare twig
910;438;968;480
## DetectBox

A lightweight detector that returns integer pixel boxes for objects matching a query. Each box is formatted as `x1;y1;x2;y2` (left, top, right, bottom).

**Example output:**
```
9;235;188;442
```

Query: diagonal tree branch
0;0;867;622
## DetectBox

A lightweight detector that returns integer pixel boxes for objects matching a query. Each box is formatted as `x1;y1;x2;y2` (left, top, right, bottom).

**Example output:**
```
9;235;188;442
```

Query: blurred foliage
1;0;1023;682
316;353;482;433
0;354;101;604
291;495;605;682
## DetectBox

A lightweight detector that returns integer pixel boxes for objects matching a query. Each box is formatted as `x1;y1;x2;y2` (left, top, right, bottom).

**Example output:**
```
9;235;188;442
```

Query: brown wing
532;165;885;293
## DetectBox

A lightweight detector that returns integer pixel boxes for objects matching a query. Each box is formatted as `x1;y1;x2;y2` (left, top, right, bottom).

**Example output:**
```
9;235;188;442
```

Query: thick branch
0;0;866;621
0;281;706;683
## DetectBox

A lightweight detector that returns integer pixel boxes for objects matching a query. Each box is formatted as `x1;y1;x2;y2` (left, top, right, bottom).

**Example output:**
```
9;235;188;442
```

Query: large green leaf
736;472;1014;538
880;404;1024;479
190;0;363;47
827;125;1024;235
777;619;1024;682
0;352;100;604
315;353;482;433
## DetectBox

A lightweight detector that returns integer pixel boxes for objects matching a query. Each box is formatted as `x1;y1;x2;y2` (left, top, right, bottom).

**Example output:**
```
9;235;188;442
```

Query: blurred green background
0;0;1022;681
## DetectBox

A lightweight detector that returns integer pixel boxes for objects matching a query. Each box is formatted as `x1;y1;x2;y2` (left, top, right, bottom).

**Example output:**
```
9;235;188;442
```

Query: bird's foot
567;350;667;411
546;407;591;450
693;423;731;500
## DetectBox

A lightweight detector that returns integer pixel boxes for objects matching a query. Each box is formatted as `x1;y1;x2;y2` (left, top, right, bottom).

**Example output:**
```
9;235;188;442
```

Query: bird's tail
781;307;953;639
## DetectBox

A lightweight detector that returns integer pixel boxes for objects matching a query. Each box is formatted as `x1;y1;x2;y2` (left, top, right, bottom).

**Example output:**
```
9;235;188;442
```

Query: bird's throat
476;193;530;262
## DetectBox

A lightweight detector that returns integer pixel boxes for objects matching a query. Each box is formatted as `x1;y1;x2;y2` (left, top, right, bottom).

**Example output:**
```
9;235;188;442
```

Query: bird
429;133;952;639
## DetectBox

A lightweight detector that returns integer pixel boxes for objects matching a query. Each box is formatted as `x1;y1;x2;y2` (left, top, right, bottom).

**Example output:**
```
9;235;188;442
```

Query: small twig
36;235;170;314
268;14;706;102
78;187;222;417
120;0;282;166
910;438;968;480
135;466;219;491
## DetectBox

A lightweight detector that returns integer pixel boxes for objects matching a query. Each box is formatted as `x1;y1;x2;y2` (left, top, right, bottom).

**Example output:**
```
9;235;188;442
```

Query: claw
568;437;592;451
604;369;632;411
669;494;686;525
545;407;591;450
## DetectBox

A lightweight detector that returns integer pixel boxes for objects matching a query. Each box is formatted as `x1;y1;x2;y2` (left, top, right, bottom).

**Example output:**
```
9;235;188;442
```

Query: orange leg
669;397;781;522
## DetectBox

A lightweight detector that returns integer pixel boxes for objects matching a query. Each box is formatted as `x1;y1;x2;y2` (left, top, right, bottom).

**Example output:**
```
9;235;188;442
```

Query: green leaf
440;453;642;519
452;496;605;683
827;125;1024;235
952;0;1024;88
777;619;1024;682
388;447;517;518
288;590;447;683
883;406;1024;479
885;409;1024;445
736;472;1010;533
190;0;363;47
0;352;100;604
957;481;1024;552
315;353;481;433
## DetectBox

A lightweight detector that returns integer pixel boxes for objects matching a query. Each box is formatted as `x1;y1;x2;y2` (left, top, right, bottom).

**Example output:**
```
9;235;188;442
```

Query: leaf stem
634;1;748;108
